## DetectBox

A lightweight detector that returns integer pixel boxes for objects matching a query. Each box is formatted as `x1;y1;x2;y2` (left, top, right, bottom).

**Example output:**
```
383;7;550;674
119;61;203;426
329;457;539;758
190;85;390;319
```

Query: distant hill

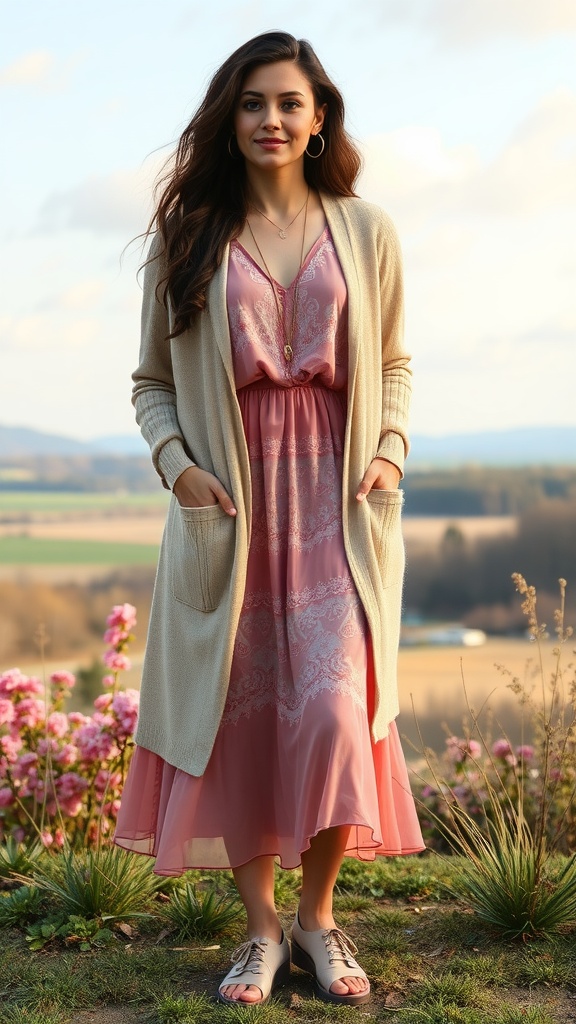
409;426;576;467
1;423;575;466
0;425;147;458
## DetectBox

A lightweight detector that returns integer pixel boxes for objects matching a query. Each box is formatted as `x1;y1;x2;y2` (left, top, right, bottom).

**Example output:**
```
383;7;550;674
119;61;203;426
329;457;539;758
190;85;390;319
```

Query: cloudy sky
2;0;575;442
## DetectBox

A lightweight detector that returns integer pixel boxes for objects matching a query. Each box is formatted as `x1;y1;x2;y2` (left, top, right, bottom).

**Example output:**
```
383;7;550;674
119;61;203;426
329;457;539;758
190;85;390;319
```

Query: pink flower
516;745;534;761
50;670;76;690
467;740;481;759
56;775;90;815
111;689;139;738
102;650;131;672
94;767;122;794
40;830;54;848
102;675;116;690
57;771;89;799
106;603;137;632
94;694;113;711
492;739;512;759
104;626;128;646
13;698;45;729
75;723;117;763
0;669;43;697
0;699;15;726
0;787;14;807
13;752;38;778
1;734;23;762
55;743;78;767
68;711;89;726
47;712;69;739
54;828;66;848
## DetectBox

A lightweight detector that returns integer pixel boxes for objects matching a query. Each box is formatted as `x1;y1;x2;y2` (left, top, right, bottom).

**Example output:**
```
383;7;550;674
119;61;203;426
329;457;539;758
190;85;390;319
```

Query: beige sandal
291;914;370;1006
217;932;291;1005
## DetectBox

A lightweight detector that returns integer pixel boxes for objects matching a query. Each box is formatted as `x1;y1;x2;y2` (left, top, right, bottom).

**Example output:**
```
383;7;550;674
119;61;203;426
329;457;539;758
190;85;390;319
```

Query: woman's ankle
246;910;283;943
296;904;336;932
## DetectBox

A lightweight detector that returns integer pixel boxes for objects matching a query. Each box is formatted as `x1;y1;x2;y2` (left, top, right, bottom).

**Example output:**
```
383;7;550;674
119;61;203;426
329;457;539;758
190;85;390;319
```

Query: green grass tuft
162;882;242;940
21;844;161;921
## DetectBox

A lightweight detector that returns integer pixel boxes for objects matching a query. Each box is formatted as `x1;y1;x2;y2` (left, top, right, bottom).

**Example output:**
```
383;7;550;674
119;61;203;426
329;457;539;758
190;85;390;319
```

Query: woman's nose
261;108;281;130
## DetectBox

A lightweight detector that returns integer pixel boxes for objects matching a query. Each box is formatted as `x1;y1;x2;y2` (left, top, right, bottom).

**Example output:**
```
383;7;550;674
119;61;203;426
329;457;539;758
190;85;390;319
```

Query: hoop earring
228;134;240;159
305;133;325;159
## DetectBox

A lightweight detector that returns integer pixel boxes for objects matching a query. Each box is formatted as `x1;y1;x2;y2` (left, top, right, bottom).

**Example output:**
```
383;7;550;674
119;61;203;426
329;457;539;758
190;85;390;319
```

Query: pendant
278;229;287;239
283;343;293;361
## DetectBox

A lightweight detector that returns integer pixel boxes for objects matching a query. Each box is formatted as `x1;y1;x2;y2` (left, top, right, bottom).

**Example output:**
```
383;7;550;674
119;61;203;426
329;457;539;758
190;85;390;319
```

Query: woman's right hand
173;466;237;516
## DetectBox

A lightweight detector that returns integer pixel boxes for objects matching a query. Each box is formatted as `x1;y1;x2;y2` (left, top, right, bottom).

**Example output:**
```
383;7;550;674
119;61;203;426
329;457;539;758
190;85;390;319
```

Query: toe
330;975;369;996
238;985;263;1003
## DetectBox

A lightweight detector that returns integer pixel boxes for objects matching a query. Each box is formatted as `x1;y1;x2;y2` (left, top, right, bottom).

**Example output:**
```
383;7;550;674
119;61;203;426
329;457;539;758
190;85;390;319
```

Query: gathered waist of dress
237;376;345;395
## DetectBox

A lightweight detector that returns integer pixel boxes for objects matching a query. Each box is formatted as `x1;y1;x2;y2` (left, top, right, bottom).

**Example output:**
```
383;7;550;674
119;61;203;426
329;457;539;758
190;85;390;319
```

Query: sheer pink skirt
114;381;424;873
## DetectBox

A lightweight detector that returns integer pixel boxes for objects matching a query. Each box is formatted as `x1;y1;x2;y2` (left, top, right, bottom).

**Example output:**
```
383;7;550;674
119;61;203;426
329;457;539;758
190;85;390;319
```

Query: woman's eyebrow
240;90;305;98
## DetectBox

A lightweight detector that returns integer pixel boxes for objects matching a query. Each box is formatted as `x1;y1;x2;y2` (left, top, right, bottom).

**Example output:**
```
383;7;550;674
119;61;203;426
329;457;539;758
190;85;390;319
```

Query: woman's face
234;61;326;172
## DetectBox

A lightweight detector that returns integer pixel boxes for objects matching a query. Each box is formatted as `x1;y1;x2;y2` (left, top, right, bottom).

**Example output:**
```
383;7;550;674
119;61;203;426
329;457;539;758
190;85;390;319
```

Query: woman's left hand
356;458;401;501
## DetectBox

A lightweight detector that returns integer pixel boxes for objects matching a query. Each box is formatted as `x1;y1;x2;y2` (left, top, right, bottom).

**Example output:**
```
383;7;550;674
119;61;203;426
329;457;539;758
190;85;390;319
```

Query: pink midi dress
113;227;424;873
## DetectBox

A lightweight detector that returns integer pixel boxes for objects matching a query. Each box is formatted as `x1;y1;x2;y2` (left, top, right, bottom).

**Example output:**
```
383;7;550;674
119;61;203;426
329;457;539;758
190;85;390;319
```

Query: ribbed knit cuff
376;432;407;478
157;438;196;490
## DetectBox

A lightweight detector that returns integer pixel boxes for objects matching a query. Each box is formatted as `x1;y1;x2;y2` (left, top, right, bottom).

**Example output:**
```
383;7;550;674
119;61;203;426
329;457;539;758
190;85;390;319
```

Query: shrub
414;576;576;938
0;604;139;848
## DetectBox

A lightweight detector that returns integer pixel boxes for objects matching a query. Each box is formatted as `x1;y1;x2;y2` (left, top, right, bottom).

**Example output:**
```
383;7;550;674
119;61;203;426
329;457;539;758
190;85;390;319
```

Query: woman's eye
244;101;261;111
282;101;300;110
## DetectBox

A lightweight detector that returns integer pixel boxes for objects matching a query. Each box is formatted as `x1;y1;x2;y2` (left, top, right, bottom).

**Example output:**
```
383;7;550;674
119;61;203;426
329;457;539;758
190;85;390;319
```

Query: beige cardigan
132;193;411;776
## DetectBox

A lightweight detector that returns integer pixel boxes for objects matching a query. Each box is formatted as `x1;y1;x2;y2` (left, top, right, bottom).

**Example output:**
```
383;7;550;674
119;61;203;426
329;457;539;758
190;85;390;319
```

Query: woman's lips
254;139;287;149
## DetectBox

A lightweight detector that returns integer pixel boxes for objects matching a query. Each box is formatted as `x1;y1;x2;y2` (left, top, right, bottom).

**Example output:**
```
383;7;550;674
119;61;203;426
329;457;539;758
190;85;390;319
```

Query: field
0;491;540;755
0;490;517;572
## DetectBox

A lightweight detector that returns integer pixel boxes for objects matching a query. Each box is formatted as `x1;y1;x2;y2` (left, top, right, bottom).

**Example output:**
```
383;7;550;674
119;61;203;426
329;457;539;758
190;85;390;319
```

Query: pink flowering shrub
415;734;542;852
0;604;139;848
415;575;576;855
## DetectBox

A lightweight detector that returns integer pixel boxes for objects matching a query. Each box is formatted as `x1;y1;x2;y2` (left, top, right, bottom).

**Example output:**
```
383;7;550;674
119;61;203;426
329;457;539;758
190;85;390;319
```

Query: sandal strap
322;928;361;969
229;938;268;975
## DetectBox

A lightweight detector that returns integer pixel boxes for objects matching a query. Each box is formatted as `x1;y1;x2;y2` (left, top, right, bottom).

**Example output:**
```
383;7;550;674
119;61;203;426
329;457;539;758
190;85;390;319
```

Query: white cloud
38;279;107;312
375;0;576;43
359;89;576;433
428;0;576;43
0;313;99;352
35;158;164;237
0;50;83;90
362;89;576;225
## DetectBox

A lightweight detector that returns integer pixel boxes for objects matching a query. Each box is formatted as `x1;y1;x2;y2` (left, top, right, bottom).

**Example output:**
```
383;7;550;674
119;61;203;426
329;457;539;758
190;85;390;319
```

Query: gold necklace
252;192;309;239
246;190;309;363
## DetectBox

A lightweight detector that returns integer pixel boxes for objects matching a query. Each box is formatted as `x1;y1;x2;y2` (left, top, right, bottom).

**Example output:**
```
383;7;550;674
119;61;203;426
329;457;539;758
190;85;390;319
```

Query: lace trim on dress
224;590;367;725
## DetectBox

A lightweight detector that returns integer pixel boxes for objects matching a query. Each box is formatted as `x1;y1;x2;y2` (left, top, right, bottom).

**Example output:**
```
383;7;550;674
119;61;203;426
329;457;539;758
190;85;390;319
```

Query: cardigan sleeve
131;235;196;490
374;213;412;477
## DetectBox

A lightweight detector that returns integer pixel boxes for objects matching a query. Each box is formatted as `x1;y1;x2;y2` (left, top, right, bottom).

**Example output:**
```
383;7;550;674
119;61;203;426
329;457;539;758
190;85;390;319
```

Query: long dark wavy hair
148;31;362;337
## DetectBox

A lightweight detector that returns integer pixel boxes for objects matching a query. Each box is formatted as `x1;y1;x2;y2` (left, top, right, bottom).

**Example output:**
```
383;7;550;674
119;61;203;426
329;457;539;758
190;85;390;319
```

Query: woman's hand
356;458;401;502
173;466;237;516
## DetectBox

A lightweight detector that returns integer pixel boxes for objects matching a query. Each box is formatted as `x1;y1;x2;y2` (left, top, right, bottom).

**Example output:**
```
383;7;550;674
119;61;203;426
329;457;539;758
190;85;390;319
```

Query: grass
0;492;169;514
1;854;575;1023
0;536;160;565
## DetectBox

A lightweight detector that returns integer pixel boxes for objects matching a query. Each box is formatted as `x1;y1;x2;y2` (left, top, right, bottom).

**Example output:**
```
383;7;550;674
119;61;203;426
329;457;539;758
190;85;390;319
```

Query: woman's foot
291;912;370;1004
218;930;290;1004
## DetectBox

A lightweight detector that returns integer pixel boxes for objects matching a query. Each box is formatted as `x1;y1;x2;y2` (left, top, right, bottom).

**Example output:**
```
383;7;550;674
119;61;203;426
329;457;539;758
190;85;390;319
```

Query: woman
114;30;424;1008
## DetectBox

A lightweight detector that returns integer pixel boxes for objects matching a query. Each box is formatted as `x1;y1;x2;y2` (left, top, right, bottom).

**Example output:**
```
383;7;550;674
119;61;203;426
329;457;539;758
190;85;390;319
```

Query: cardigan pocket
172;504;235;612
365;488;405;588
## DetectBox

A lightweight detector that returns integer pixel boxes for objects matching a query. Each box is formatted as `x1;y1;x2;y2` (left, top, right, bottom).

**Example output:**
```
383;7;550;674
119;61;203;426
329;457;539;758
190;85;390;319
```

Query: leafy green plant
0;884;43;927
162;881;241;940
24;912;67;950
24;912;116;951
18;844;160;921
0;837;47;881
